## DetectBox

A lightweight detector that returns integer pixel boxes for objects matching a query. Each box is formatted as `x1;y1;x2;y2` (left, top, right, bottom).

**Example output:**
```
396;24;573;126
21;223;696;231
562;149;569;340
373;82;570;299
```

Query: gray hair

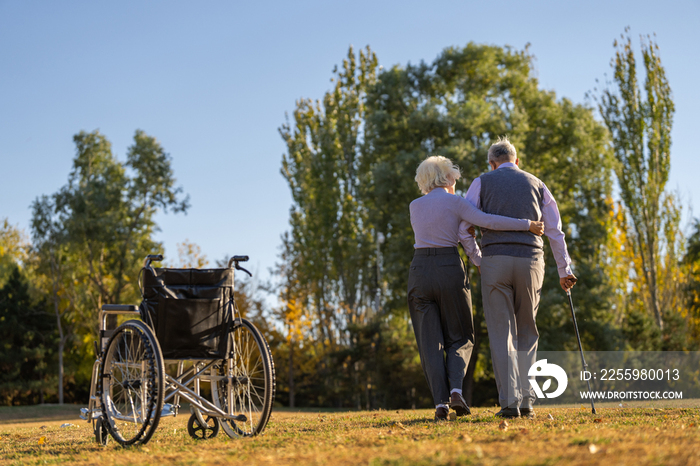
487;136;517;164
415;156;461;195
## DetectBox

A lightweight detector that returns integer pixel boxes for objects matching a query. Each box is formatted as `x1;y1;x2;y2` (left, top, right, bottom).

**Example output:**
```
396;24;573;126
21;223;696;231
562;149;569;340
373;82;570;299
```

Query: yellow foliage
175;239;208;268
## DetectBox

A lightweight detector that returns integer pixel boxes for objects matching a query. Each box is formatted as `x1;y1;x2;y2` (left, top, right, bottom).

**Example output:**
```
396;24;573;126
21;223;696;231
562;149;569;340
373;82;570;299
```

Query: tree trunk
52;258;65;405
58;338;64;405
288;341;295;408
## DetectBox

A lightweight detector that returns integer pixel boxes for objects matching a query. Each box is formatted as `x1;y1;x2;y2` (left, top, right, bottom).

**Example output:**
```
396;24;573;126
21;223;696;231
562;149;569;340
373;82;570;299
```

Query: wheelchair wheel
93;417;109;446
187;412;220;440
210;318;275;437
100;320;165;446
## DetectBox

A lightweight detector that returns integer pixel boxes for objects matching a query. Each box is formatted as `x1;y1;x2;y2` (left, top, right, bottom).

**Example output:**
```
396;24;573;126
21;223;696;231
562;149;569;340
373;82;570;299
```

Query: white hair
487;136;517;164
415;156;461;195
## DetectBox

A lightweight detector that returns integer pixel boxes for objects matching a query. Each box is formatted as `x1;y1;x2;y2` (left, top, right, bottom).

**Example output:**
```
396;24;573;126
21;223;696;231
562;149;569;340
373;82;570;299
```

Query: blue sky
1;0;699;286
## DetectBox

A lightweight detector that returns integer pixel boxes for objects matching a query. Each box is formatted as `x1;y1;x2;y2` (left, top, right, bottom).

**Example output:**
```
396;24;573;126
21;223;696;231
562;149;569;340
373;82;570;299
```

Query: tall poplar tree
598;31;677;330
280;46;379;349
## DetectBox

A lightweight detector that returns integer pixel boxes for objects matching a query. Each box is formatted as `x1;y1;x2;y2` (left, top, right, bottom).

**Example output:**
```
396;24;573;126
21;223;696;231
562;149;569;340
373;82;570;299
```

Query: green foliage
0;267;56;405
0;219;30;287
278;43;626;408
598;31;677;330
28;129;188;403
363;43;618;360
51;130;188;309
279;45;379;348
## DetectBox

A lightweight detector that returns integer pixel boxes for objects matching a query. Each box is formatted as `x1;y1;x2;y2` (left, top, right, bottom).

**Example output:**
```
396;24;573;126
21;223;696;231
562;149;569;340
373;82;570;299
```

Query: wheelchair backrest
139;267;234;359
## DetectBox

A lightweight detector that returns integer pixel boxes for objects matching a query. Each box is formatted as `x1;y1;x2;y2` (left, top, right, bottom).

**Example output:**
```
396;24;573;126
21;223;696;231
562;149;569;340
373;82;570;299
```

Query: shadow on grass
0;404;83;424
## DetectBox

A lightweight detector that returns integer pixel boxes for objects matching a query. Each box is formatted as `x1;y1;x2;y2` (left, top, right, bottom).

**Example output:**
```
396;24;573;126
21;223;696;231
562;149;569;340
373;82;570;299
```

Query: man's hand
467;226;476;237
528;221;545;236
560;275;577;292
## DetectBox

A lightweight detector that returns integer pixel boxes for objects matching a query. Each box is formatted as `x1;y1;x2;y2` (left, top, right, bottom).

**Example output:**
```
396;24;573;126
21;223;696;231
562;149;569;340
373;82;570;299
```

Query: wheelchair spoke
210;318;274;438
101;321;163;446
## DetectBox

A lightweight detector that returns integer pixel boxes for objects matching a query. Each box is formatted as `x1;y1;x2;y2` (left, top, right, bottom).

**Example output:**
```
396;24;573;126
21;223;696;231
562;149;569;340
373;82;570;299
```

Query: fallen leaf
547;414;555;420
458;433;472;442
499;420;509;431
449;412;457;421
593;418;603;423
38;436;46;445
519;428;529;435
689;423;697;427
40;426;47;430
393;421;407;430
588;444;599;454
475;445;484;458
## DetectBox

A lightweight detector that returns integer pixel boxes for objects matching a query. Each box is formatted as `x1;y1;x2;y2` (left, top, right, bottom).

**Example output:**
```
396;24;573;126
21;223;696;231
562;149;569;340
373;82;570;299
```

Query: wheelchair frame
80;254;276;446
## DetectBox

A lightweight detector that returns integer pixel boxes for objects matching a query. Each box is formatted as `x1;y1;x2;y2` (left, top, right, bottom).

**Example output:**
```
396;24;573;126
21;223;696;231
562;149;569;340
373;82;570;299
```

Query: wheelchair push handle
143;254;164;268
228;255;252;277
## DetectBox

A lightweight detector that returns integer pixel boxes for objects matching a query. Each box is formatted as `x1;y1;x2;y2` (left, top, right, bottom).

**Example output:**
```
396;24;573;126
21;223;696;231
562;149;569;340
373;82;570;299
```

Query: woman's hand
528;220;545;236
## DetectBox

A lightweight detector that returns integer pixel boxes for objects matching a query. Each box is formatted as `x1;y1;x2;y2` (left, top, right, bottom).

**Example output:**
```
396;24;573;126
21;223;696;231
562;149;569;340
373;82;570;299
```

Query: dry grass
1;403;700;465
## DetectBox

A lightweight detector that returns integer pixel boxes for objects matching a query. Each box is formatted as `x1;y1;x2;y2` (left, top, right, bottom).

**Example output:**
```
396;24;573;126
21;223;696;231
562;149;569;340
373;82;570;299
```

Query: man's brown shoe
435;407;449;421
450;392;471;416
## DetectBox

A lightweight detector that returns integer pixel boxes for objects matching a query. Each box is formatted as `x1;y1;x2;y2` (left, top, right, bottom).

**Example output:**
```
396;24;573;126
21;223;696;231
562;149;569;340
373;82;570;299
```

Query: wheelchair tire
93;417;109;446
187;412;220;440
210;318;276;437
100;319;165;446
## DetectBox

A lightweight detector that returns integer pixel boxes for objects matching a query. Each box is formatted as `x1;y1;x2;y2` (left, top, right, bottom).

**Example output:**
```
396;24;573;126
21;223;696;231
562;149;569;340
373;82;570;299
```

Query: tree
598;31;676;330
174;239;208;268
30;129;189;402
0;267;56;405
30;195;73;404
279;45;379;356
0;219;30;287
53;130;189;312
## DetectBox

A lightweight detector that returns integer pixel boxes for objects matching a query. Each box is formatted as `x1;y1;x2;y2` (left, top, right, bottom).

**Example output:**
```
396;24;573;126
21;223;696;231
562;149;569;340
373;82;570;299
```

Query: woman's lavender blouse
410;188;529;249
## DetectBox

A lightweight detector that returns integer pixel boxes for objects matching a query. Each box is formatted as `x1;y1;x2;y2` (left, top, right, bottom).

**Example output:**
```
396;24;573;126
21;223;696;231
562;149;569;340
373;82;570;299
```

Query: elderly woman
409;155;544;420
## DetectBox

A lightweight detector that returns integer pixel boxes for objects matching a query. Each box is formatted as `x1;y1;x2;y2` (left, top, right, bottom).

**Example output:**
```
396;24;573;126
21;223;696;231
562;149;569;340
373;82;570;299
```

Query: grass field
1;403;699;465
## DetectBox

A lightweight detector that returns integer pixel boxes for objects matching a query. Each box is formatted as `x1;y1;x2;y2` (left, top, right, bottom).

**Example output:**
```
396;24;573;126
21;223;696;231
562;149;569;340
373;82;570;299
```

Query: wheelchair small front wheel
100;320;165;446
93;417;109;446
187;412;220;440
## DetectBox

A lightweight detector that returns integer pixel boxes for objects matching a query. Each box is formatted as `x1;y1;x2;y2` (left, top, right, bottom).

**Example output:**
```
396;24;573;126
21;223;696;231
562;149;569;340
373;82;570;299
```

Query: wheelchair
80;254;276;446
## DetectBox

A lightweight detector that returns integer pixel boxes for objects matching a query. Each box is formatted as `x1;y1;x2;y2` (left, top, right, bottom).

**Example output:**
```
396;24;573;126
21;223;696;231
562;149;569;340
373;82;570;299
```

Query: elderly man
459;136;577;419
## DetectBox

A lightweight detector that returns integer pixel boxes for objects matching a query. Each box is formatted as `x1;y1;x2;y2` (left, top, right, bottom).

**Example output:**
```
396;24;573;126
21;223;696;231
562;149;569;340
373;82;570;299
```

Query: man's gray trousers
481;255;545;409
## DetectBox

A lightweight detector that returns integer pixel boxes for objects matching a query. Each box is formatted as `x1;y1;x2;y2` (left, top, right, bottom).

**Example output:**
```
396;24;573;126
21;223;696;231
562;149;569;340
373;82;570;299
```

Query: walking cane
566;289;597;415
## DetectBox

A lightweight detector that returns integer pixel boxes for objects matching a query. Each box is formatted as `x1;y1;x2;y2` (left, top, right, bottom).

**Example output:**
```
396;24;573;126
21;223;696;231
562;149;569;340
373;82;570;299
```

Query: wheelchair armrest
98;304;141;351
101;304;138;312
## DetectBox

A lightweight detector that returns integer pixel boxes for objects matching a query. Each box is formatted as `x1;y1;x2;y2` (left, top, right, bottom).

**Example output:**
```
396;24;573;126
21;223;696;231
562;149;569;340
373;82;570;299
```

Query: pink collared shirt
459;162;573;278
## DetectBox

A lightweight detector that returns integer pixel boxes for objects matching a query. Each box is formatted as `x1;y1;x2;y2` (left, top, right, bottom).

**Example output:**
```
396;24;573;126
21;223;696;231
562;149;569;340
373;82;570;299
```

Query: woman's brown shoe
450;392;471;416
435;407;449;421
